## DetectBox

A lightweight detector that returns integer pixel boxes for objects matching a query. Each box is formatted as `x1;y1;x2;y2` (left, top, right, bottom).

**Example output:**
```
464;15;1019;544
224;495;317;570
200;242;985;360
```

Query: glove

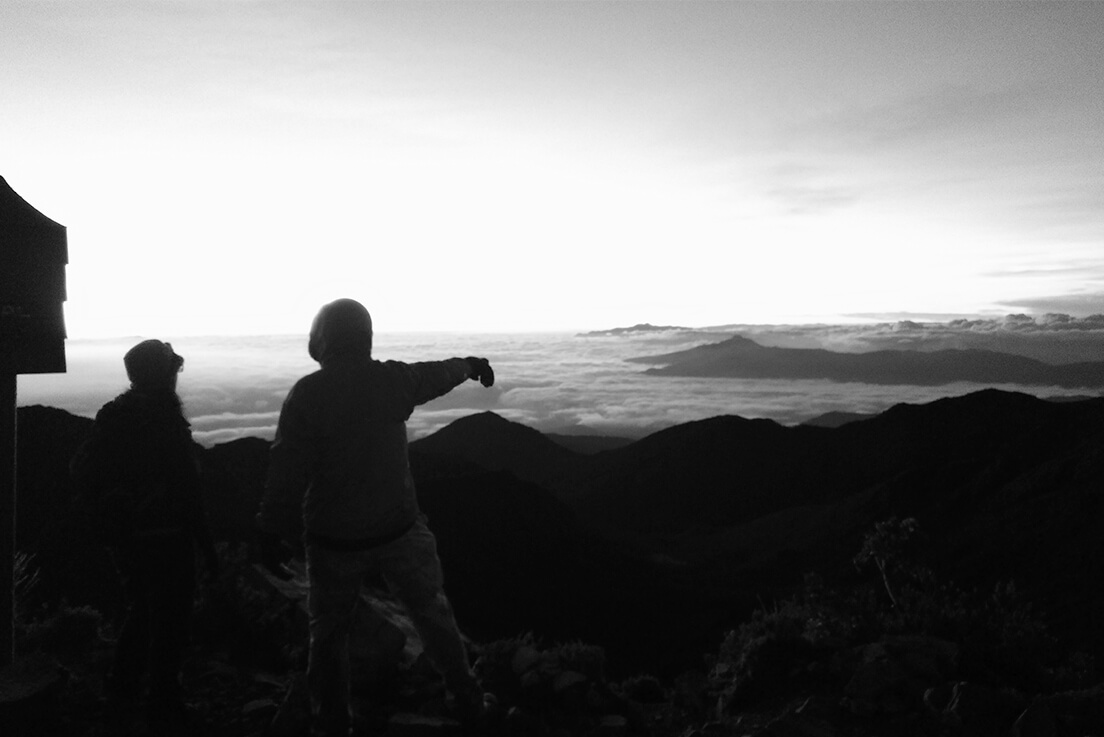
465;357;495;387
257;529;294;581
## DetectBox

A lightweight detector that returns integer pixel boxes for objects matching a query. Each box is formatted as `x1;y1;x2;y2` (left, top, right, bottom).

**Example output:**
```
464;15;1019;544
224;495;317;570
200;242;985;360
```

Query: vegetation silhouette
5;387;1104;734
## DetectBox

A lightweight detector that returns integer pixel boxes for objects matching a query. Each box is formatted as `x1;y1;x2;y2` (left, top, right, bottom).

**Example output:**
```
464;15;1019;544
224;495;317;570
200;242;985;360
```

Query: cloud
801;83;1051;153
20;327;1104;448
998;293;1104;319
766;181;860;216
736;315;1104;364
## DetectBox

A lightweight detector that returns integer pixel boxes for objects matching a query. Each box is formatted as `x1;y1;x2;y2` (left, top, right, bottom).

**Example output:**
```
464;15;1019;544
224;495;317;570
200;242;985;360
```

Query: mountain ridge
12;388;1104;674
629;334;1104;388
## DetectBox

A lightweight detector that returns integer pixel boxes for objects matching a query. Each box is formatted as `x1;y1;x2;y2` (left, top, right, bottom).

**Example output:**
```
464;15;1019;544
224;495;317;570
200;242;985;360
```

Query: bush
619;673;666;704
709;518;1061;708
17;602;105;658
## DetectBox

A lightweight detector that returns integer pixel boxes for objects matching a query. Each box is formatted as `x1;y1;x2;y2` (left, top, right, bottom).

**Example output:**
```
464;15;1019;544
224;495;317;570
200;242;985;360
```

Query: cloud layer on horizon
17;317;1104;448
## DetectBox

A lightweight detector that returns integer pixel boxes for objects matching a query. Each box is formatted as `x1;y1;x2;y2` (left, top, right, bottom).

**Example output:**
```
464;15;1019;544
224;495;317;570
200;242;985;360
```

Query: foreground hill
13;406;713;676
13;388;1104;672
403;390;1104;657
629;334;1104;387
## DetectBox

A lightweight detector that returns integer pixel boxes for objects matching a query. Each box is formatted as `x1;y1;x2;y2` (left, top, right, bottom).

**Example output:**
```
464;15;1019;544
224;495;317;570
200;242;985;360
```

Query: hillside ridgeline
630;334;1104;387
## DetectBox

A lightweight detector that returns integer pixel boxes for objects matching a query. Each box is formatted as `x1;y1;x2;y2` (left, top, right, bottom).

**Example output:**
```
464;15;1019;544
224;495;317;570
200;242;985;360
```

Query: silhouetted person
256;298;495;737
71;339;218;732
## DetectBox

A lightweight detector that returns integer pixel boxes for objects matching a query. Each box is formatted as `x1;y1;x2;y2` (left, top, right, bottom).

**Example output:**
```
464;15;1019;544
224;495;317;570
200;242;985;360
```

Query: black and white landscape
12;382;1104;733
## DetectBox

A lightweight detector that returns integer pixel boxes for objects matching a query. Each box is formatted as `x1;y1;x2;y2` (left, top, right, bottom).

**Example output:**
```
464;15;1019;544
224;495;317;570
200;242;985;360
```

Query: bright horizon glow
3;2;1103;339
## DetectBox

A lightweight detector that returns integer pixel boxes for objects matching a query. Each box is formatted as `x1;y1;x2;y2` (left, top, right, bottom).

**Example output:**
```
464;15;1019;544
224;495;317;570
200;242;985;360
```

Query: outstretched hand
465;357;495;387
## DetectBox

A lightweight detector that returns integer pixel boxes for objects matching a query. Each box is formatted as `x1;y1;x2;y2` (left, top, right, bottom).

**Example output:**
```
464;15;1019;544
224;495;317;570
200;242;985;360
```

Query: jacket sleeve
257;382;316;540
397;358;473;407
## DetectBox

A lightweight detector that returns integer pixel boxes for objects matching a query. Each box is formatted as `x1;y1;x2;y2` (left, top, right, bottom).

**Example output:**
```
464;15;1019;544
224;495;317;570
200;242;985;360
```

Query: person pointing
257;298;494;737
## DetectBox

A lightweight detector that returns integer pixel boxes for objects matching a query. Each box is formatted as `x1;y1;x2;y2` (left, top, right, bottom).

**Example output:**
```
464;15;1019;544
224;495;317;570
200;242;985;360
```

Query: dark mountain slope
414;470;713;675
679;393;1104;653
534;390;1104;543
14;390;1104;673
411;411;589;492
630;334;1104;387
11;406;716;674
562;416;847;536
201;436;272;542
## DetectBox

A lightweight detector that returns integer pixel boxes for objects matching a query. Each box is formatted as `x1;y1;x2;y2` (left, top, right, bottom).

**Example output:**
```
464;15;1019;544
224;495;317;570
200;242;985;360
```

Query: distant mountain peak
629;334;1104;388
437;410;539;436
578;323;692;337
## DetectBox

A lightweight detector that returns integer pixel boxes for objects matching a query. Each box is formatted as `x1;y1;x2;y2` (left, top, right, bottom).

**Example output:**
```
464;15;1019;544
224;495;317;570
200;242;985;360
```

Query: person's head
308;298;373;365
124;339;184;393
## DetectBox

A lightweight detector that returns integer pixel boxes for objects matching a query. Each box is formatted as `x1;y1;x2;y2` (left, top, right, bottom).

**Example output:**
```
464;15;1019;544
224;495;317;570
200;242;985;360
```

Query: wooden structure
0;176;68;667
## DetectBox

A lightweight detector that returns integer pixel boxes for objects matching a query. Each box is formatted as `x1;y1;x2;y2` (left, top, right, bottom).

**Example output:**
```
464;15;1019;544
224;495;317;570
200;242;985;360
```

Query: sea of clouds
17;315;1104;447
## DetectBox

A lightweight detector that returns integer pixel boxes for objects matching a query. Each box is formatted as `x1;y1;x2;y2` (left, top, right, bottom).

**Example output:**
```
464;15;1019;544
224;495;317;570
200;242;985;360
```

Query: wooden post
0;177;68;669
0;373;15;668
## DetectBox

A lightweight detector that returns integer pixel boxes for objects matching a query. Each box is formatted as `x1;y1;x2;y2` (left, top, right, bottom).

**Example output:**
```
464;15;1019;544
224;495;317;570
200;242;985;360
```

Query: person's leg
376;519;480;703
108;543;150;706
145;534;196;719
306;545;366;737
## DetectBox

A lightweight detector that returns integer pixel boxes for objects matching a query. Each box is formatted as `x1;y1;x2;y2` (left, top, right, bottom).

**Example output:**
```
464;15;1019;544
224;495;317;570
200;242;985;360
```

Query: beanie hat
308;299;373;363
124;339;183;388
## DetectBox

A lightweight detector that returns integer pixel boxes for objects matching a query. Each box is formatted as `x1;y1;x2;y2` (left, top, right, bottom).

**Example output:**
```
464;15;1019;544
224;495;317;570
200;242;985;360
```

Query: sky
3;1;1103;338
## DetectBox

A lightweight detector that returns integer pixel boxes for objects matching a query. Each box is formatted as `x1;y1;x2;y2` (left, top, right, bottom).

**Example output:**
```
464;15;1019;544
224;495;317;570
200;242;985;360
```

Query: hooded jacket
72;389;209;543
258;353;473;543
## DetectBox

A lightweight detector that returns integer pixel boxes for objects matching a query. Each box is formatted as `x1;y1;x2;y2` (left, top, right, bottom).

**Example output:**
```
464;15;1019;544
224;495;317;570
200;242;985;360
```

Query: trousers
306;516;477;737
110;530;196;712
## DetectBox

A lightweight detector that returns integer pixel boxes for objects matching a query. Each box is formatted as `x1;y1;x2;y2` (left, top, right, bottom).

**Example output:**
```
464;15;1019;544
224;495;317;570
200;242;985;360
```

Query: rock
349;598;408;694
1012;702;1056;737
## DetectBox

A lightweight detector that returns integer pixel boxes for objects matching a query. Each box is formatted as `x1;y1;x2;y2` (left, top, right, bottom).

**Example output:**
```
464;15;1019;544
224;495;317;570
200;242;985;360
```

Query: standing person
256;298;495;737
71;339;218;731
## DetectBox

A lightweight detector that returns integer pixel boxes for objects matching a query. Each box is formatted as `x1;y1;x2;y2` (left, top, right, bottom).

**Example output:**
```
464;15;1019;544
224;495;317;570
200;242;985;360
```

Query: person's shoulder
375;359;409;371
288;368;326;394
94;391;136;425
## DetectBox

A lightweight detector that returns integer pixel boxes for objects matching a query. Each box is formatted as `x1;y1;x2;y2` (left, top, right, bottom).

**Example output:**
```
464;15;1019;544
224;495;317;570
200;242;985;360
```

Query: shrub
472;633;612;729
710;517;1060;707
619;673;666;704
17;602;105;658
